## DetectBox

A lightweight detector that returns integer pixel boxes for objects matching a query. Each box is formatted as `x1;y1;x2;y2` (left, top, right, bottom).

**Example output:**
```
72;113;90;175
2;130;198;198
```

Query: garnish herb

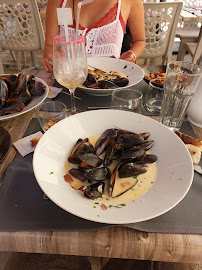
109;203;126;208
49;172;54;175
133;175;137;179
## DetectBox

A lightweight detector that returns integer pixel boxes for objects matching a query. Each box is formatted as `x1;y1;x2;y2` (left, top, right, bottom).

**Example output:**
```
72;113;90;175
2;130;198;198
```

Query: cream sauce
65;136;157;203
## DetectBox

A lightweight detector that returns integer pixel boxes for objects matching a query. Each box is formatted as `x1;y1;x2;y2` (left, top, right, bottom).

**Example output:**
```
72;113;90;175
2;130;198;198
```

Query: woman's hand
42;53;53;73
120;50;136;63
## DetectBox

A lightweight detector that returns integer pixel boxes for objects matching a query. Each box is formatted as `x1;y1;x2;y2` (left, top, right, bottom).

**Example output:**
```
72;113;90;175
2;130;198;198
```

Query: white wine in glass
53;35;88;114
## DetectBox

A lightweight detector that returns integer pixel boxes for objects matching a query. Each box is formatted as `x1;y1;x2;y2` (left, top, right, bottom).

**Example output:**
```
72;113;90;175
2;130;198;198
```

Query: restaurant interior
0;0;201;269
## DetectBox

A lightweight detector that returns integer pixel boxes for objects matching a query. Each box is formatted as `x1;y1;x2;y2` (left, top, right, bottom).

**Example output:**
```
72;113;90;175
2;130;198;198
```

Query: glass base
66;108;85;116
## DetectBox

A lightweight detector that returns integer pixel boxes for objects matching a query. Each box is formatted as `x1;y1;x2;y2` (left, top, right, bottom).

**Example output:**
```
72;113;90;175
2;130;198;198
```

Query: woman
42;0;145;73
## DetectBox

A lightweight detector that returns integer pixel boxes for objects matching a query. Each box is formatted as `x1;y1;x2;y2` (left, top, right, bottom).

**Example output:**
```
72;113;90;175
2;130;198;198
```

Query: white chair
177;27;202;64
0;0;45;71
175;0;201;61
140;2;183;65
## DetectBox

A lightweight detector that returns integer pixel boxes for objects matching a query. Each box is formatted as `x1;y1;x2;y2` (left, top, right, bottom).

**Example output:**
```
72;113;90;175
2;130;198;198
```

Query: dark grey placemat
0;119;111;231
126;121;202;233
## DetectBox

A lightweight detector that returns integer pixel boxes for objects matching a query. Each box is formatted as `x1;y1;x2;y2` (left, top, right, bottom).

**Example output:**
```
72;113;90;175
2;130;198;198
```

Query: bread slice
185;144;201;165
175;131;202;151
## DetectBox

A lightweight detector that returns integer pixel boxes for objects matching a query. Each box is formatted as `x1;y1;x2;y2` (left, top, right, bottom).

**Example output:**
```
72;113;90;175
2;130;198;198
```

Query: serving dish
0;126;11;163
33;110;194;224
79;57;144;96
143;65;167;87
0;75;49;121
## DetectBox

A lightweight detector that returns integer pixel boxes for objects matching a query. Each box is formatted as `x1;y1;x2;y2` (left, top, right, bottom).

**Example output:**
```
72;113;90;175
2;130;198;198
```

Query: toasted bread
185;144;201;165
175;130;202;151
30;134;43;147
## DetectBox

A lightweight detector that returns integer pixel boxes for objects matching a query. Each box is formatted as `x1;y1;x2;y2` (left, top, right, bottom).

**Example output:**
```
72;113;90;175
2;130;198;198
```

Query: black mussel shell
68;154;81;164
0;98;25;114
73;138;94;155
133;140;154;151
19;89;32;106
97;80;117;89
29;81;46;96
118;163;148;178
83;73;97;87
77;152;102;168
108;164;119;197
8;72;27;99
0;79;8;107
119;149;145;160
86;167;111;181
116;131;144;147
95;128;117;156
103;141;115;167
84;182;105;199
111;77;129;87
138;154;157;164
68;168;88;183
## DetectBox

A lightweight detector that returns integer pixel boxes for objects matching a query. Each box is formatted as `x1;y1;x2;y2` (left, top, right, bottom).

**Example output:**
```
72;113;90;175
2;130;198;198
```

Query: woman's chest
64;0;130;29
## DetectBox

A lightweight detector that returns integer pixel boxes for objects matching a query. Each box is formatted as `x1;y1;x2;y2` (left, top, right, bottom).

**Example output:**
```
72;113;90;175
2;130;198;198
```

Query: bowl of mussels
0;72;49;121
79;57;144;96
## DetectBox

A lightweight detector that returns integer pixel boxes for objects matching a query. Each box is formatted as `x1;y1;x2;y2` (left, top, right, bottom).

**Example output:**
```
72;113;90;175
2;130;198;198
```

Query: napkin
13;131;43;157
48;86;63;99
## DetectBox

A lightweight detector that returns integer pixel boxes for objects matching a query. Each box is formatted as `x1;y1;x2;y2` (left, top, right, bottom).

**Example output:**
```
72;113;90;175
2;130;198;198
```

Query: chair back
0;0;45;52
193;27;202;64
140;2;183;63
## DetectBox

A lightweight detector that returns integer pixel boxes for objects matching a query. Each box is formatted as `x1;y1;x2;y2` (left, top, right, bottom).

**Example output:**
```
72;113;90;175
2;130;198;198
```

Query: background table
0;70;202;263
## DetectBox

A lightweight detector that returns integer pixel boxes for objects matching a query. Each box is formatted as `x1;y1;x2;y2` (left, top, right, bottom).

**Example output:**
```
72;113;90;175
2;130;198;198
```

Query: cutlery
194;165;202;175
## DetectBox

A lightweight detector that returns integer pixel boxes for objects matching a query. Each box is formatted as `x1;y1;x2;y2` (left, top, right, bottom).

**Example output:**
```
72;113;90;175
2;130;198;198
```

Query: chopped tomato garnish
101;203;108;210
64;174;73;182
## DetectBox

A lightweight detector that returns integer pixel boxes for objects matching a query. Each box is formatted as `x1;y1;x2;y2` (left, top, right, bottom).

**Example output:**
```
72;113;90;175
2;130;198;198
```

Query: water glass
35;101;67;132
160;61;202;131
145;78;165;113
110;88;142;114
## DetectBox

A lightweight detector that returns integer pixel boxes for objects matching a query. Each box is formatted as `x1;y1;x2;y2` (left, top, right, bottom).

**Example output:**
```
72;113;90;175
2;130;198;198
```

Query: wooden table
0;70;202;264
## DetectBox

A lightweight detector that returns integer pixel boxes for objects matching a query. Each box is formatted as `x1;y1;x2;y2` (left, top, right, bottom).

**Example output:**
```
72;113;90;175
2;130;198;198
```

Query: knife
194;165;202;175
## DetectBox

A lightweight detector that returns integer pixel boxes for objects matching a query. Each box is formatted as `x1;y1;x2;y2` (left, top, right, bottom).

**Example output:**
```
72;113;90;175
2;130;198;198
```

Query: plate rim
0;75;49;121
33;110;194;224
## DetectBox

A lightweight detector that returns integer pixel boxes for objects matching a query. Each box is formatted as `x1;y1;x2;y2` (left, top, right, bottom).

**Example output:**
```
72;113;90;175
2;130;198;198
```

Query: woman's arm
42;0;61;72
120;0;145;63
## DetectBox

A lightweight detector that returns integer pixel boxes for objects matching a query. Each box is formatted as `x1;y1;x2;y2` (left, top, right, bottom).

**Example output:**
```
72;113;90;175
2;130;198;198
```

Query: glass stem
70;89;76;113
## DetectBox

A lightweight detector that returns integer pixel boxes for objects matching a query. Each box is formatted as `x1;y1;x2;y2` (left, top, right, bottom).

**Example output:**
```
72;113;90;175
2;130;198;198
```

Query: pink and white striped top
59;0;125;58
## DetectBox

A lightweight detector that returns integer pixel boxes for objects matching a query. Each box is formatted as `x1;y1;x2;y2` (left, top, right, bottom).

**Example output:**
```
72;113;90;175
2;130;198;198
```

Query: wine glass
53;35;88;114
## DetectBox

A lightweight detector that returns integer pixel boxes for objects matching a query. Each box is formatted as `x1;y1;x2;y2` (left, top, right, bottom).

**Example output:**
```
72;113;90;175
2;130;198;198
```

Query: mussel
27;75;46;96
84;182;105;199
83;68;129;89
0;73;45;115
0;79;8;107
86;167;111;182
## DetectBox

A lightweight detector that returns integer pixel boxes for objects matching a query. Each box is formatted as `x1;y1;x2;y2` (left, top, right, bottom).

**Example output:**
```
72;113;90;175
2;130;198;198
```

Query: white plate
80;57;144;96
0;76;49;121
33;110;194;224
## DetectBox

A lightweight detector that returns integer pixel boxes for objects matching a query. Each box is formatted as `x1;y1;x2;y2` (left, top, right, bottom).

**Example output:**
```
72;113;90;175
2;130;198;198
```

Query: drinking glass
110;88;143;114
160;61;202;131
53;35;88;114
145;78;165;113
35;101;67;132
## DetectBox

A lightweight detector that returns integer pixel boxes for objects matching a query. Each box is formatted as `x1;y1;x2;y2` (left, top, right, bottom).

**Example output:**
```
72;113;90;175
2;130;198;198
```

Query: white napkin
13;131;43;157
48;86;63;99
